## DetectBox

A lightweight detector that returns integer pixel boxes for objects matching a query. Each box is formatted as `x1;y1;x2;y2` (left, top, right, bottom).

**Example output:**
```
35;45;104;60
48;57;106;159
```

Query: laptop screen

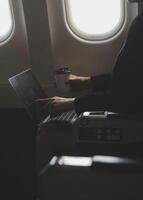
8;68;48;123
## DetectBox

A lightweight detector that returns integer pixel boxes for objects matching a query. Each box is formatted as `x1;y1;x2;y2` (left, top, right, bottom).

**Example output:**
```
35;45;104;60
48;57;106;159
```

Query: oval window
0;0;13;42
65;0;125;41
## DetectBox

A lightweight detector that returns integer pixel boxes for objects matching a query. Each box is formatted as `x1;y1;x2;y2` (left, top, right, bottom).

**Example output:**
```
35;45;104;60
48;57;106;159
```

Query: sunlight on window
65;0;125;40
0;0;13;41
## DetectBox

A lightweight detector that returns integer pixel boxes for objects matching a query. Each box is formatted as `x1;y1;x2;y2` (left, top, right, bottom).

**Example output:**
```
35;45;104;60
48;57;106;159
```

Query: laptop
8;68;77;126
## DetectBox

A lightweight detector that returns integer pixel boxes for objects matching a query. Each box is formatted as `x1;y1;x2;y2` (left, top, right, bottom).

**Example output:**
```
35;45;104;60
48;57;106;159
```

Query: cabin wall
46;0;137;76
22;0;54;85
0;0;55;107
0;0;30;107
0;0;139;107
139;3;143;14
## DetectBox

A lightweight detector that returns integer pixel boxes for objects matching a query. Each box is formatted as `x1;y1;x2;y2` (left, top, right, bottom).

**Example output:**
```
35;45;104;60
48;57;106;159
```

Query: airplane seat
37;125;78;171
38;155;143;200
0;108;37;199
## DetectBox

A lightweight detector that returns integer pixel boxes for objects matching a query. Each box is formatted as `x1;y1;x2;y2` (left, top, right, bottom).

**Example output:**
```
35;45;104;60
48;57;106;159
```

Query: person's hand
35;96;75;115
65;74;91;90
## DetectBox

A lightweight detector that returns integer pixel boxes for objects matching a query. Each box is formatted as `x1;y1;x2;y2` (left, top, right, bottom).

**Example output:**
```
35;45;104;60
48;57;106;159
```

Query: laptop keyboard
42;110;77;125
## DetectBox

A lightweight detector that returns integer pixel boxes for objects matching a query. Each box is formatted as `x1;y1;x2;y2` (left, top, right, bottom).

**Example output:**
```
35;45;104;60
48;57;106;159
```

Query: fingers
35;96;74;116
35;96;63;115
35;96;58;103
46;97;64;116
35;98;51;102
65;73;71;84
65;74;78;84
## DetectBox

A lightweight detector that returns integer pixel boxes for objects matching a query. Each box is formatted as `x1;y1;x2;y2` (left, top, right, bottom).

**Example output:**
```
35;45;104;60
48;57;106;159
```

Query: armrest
38;155;143;200
92;155;143;172
39;155;143;176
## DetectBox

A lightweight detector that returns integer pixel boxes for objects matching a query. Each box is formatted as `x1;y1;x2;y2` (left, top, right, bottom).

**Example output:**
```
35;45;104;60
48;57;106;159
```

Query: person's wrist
83;76;90;81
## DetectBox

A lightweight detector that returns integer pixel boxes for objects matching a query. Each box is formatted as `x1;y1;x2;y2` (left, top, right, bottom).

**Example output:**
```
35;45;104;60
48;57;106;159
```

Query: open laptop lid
8;68;48;124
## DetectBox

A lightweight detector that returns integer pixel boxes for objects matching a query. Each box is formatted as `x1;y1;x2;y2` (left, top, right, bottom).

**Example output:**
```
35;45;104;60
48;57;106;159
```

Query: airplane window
0;0;13;43
65;0;125;41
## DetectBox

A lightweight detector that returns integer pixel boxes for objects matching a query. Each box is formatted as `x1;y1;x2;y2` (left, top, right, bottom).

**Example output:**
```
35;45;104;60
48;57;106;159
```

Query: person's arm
74;92;112;115
35;97;75;115
65;74;91;90
35;92;112;116
66;73;112;92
